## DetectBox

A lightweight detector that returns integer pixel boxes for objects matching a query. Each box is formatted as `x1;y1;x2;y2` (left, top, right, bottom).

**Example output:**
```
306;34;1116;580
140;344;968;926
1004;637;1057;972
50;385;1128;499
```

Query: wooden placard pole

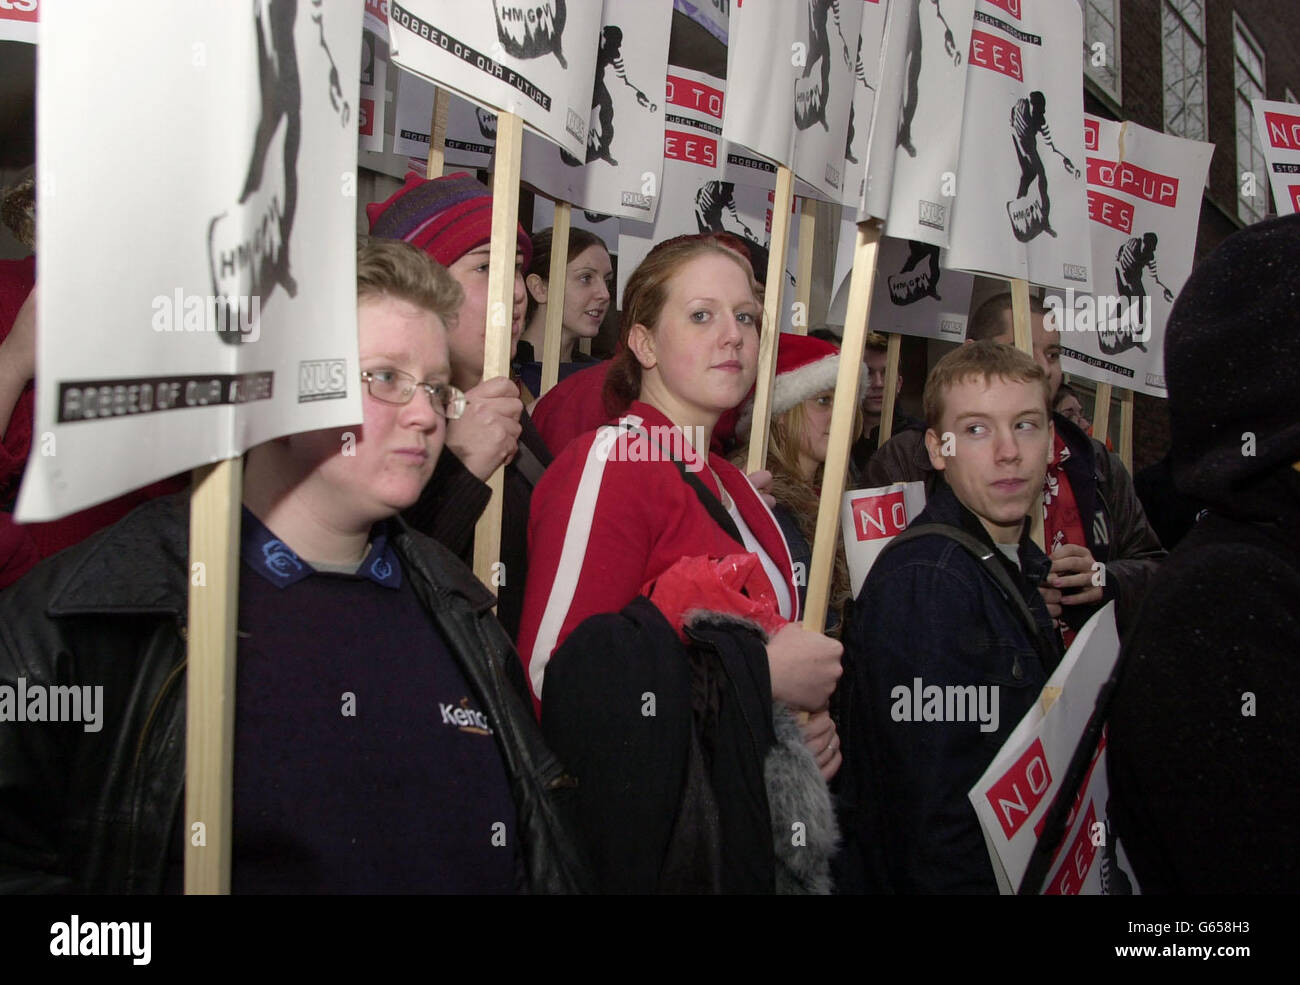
472;110;524;586
876;332;901;449
425;86;451;179
1091;381;1112;447
184;457;243;894
745;164;797;475
793;196;816;336
539;200;571;395
1009;278;1045;552
804;220;882;632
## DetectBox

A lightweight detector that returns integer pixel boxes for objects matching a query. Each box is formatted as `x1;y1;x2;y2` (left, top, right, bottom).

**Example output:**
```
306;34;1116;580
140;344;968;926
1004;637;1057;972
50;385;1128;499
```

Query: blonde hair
356;236;462;327
733;395;862;635
923;340;1050;429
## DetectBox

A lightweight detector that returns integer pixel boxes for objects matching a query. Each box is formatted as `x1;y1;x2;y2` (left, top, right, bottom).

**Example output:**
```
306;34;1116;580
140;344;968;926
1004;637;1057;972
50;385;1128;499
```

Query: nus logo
298;360;346;403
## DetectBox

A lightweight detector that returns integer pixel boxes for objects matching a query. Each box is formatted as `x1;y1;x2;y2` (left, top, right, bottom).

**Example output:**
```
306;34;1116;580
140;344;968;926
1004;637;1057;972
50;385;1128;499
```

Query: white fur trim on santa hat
736;355;869;441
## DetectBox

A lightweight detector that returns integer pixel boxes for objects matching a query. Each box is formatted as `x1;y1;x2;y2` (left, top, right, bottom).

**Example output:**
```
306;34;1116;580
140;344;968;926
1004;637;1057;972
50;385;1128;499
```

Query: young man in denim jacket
836;342;1063;893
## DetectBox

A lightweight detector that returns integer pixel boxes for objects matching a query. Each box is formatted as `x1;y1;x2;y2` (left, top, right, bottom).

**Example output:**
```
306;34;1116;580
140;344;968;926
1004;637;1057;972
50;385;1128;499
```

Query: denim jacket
835;479;1063;893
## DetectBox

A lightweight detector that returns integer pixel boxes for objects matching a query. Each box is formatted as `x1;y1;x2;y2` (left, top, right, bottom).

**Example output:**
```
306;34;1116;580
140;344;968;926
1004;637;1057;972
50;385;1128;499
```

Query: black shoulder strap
885;523;1042;645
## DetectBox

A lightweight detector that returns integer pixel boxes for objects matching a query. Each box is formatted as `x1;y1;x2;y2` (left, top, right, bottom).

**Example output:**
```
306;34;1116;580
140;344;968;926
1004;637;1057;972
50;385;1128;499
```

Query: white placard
792;0;864;203
841;0;890;208
0;0;37;44
723;0;863;202
1056;116;1213;398
881;0;976;245
446;91;500;169
859;0;911;220
617;66;800;327
1253;98;1300;218
18;1;364;522
386;0;601;160
520;0;672;221
946;0;1091;292
840;480;927;598
721;2;800;171
969;604;1136;895
359;31;389;153
867;234;975;341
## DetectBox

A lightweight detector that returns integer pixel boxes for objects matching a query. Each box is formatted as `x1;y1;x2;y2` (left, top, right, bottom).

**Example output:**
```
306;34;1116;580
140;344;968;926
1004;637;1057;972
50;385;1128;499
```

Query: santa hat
735;333;867;440
366;171;532;270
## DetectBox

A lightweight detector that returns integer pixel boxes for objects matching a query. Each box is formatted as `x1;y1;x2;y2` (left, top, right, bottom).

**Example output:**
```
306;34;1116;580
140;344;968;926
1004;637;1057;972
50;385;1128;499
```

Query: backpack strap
885;523;1043;645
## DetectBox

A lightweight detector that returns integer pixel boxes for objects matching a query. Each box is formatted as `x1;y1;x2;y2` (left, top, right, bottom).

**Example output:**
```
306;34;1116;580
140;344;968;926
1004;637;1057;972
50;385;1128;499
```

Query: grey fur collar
766;703;839;894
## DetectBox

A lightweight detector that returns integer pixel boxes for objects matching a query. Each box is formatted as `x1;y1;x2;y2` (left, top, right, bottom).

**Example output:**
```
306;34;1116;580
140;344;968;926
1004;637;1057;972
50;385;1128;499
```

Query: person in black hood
1107;213;1300;893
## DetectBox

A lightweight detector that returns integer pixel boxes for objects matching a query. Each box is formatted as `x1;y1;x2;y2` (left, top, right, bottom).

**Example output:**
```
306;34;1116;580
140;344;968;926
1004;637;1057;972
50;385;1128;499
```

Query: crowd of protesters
0;168;1294;894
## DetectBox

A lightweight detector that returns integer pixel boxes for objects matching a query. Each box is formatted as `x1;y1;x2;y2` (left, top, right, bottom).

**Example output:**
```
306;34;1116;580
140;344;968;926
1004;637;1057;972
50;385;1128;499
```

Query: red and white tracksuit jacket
518;400;799;705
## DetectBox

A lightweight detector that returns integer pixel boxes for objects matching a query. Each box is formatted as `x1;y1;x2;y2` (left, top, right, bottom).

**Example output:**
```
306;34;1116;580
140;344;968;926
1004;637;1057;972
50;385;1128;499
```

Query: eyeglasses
361;369;466;419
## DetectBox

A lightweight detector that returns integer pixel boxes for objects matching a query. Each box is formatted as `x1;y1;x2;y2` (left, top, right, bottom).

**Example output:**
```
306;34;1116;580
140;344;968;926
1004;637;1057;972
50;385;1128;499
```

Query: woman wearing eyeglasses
367;172;554;640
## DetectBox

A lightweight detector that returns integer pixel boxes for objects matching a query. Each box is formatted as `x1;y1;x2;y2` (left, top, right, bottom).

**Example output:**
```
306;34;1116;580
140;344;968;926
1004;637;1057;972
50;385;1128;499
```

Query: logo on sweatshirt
439;697;492;736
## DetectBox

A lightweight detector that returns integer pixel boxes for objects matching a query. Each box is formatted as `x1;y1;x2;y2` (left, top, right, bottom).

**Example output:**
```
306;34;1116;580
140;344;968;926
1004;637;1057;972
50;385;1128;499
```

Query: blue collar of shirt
240;507;403;590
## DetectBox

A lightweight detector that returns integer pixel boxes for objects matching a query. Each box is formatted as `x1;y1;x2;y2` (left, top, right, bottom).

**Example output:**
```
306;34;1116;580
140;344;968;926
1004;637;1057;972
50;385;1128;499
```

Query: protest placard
386;0;601;160
880;0;976;245
1056;116;1213;398
840;480;927;598
1253;98;1300;217
969;603;1137;895
520;0;672;221
946;0;1091;292
17;0;364;522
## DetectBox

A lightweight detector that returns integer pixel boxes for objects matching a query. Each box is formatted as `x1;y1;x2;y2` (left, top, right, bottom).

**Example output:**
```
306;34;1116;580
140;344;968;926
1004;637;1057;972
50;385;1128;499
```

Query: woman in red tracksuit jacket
517;234;843;774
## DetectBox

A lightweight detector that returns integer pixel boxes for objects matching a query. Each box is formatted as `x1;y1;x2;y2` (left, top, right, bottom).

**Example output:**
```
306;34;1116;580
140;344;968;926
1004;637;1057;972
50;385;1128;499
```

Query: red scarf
1043;431;1085;647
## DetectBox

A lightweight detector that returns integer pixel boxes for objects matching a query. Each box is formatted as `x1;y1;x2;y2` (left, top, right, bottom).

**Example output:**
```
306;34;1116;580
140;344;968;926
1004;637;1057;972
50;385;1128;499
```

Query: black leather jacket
0;493;591;894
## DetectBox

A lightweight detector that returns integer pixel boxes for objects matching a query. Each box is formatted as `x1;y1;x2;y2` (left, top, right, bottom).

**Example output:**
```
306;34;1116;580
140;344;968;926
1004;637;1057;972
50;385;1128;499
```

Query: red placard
1083;118;1100;152
1087;158;1180;208
666;74;724;120
985;0;1022;19
1290;185;1300;214
984;738;1053;839
850;490;909;542
1263;110;1300;150
0;0;37;24
969;30;1023;82
664;129;717;168
1045;801;1100;895
1087;189;1134;234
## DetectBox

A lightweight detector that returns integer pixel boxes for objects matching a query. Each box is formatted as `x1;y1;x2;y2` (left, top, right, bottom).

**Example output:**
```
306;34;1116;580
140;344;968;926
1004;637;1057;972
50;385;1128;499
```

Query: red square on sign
851;490;908;542
359;97;375;137
984;738;1053;839
1083;118;1100;152
1045;801;1100;895
1290;186;1300;214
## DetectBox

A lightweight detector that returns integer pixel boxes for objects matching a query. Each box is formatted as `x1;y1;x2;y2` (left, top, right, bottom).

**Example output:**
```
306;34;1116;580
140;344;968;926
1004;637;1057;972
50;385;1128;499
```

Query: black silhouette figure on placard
1005;90;1081;242
897;0;961;158
795;0;852;132
1100;232;1175;356
492;0;568;68
694;180;770;276
560;25;654;168
845;32;871;163
887;239;943;305
582;210;613;224
208;0;348;345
